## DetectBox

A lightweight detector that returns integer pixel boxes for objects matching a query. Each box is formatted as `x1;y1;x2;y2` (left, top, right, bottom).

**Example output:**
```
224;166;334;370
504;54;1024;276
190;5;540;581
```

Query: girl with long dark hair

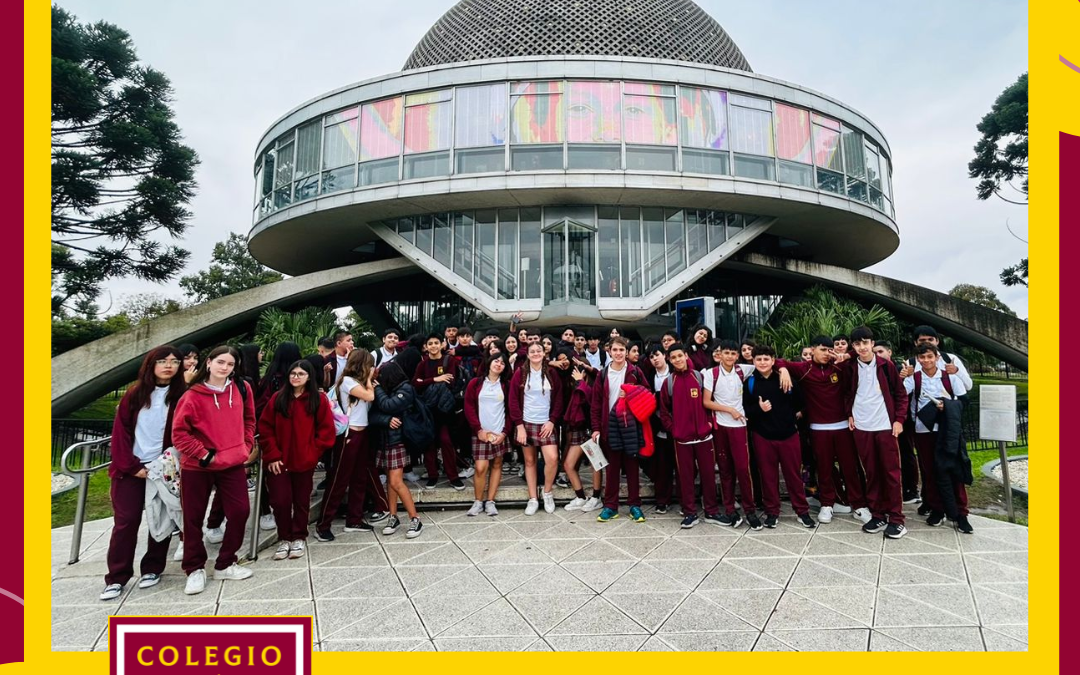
100;346;187;601
256;342;302;417
509;342;564;515
463;353;511;516
177;343;200;384
369;362;423;538
686;324;714;371
258;360;336;559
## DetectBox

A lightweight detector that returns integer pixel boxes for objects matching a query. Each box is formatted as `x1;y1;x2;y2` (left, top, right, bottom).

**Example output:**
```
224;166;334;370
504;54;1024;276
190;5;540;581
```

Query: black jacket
744;370;803;440
935;398;973;485
606;405;644;456
370;382;415;447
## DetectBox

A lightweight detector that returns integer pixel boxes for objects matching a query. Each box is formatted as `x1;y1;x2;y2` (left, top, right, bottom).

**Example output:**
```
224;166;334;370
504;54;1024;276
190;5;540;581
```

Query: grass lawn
964;443;1028;526
67;390;123;420
970;376;1028;405
52;470;112;529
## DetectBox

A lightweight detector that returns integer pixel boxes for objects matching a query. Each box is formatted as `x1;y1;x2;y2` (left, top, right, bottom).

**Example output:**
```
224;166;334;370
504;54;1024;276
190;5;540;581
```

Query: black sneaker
702;513;725;526
746;512;763;531
916;504;932;516
365;511;389;523
555;475;571;489
343;522;373;532
956;515;974;534
764;514;778;529
862;518;887;534
406;518;423;539
719;512;743;528
903;491;921;504
654;504;668;515
314;530;335;542
449;479;466;491
885;523;907;539
926;512;946;527
424;478;438;490
680;514;699;529
798;513;817;528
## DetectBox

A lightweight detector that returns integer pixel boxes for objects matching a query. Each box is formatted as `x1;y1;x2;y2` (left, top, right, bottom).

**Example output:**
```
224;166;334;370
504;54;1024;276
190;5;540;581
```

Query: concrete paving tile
723;557;800;587
644;538;717;561
561;560;636;593
438;522;521;542
597;518;669;539
605;561;688;593
51;605;114;649
644;558;718;589
806;535;881;557
964;554;1029;584
659;592;753;633
508;565;594;596
433;636;538;651
453;538;519;564
509;592;593;635
869;630;920;651
972;585;1027;625
315;597;395;640
724;537;800;559
982;628;1027;651
660;631;758;651
386;541;469;566
397;564;472;596
319;597;427;641
321;638;431;652
606;536;666;559
544;634;648;651
411;565;500;598
307;543;388;567
966;515;1017;529
562;539;637;563
549;596;648;635
753;633;795;651
697;560;784;591
789;555;879;587
883;529;959;553
311;566;403;599
480;540;555;565
812;516;869;534
879;553;967;584
117;573;211;605
974;527;1028;550
696;589;782;629
743;533;812;555
526;537;592;562
984;623;1027;642
877;626;985;651
767;629;870;652
477;562;554;594
603;591;689;632
970;550;1027;571
765;592;869;630
439;597;538;638
53;576;128;605
638;636;675;651
219;569;310;601
886;584;978;623
505;520;562;539
874;588;978;628
814;531;883;554
412;594;499;636
680;535;739;558
523;638;554;651
958;533;1026;553
217;599;315;617
113;602;217;617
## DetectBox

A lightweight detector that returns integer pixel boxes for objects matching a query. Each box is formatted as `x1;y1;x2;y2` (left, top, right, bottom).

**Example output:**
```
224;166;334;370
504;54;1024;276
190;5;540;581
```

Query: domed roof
403;0;752;71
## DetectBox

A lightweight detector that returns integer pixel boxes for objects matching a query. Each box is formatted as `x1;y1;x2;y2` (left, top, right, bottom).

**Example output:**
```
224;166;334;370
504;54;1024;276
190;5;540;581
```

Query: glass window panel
869;187;884;210
455;83;507;148
358;157;398;186
623;95;677;145
679;87;727;150
567;81;621;143
320;165;354;194
842;129;865;179
775;104;811;163
707;210;726;251
881;156;891;199
405;89;451;106
543;227;565;303
598;206;619;298
360;97;404;161
624;82;675;96
546;205;595;227
778;160;813;187
728;213;744;238
733;153;776;180
682;148;729;175
322;120;358;169
642;207;666;292
294;122;320;180
397;216;414;245
847;178;868;203
864;143;882;190
729;93;771;110
453;212;474;282
259;152;274;197
512;81;562;95
415;214;434;256
403;151;449;180
519;207;541;299
811;113;841;131
730;106;774;156
433;213;452;268
456;147;506;174
511;146;563;170
813;123;843;171
404;101;452;154
325;107;358;125
686;210;708;265
567;145;620;170
567;223;595;303
273;186;291;209
510;91;564;144
619;207;642;297
294;175;318;201
274;141;294;189
626;146;676;171
816;167;843;194
665;209;686;278
475;210;497;296
497;209;518;299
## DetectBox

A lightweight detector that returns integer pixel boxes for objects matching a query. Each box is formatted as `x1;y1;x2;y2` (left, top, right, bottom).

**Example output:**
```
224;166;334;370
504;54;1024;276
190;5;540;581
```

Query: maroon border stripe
1061;131;1079;669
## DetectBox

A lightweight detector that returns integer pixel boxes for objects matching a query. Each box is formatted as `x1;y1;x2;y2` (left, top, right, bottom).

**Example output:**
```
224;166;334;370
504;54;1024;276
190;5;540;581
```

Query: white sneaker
818;506;833;524
542;491;556;513
853;508;872;524
273;541;290;560
581;496;603;512
204;527;224;544
485;501;499;516
173;544;184;562
404;471;420;483
184;569;206;595
100;583;123;601
831;503;852;514
466;500;485;517
137;573;161;589
525;499;539;516
564;497;587;511
214;563;253;581
460;466;476;479
289;540;305;559
259;514;276;531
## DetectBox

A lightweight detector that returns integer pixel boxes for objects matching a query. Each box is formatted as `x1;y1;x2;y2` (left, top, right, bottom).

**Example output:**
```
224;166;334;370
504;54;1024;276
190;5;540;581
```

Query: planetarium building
249;0;899;336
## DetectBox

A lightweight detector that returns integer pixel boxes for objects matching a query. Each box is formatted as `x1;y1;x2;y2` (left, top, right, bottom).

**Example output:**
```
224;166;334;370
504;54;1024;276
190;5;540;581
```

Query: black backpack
401;398;435;453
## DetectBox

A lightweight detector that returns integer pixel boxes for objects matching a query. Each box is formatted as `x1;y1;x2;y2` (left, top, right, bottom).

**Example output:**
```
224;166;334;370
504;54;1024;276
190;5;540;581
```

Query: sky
58;0;1030;318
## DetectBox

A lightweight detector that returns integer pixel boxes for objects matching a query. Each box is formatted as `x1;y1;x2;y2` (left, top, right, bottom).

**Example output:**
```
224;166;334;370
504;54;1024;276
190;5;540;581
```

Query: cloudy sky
59;0;1030;318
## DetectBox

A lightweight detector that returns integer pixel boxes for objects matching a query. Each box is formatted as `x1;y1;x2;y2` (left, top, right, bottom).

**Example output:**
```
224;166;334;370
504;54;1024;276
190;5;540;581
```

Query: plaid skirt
471;436;509;461
377;442;408;470
522;421;557;447
566;427;590;447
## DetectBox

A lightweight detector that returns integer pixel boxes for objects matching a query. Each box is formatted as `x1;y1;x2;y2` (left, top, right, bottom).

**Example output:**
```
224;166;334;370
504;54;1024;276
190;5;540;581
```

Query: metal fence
962;401;1028;451
52;419;113;470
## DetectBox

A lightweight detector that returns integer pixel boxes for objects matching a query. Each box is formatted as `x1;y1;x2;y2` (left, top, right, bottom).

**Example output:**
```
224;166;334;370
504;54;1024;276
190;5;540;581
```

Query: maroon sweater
108;387;177;479
778;359;850;425
412;353;459;393
508;365;565;427
257;391;336;472
464;377;512;435
658;368;714;443
589;363;646;440
841;355;909;426
172;380;256;472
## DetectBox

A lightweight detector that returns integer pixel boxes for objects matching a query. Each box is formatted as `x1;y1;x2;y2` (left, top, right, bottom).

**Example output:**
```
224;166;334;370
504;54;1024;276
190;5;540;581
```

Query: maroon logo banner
108;617;312;675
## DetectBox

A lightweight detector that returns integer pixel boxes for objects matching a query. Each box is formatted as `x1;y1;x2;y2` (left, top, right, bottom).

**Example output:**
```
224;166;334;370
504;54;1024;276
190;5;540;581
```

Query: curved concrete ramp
730;253;1027;370
52;258;416;417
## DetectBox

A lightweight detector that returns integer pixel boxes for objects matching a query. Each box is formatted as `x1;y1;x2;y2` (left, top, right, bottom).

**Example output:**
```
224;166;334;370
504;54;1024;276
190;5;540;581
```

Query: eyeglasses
156;359;181;367
288;372;308;378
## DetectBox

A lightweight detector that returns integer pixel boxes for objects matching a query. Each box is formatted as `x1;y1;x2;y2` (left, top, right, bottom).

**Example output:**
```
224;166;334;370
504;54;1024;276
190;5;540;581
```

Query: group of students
98;320;975;602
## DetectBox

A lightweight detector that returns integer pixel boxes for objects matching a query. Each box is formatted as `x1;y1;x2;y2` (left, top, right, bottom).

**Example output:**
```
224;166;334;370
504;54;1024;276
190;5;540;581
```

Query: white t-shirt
478;378;505;434
652;367;670;438
701;364;754;428
133;386;170;463
522;368;551;424
338;376;370;427
585;349;603;370
336;353;348;376
377;347;397;365
606;364;627;411
904;367;969;433
853;359;891;432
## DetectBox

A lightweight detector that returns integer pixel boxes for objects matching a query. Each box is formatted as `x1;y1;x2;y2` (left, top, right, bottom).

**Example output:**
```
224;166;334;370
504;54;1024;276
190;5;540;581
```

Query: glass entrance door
543;218;596;304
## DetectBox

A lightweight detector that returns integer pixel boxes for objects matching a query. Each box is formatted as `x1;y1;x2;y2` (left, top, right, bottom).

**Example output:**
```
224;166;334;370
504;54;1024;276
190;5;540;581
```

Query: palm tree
756;286;900;359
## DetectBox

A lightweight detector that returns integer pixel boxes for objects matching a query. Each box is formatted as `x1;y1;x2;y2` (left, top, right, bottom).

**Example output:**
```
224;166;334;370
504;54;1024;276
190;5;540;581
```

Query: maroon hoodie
172;380;255;472
589;362;646;441
778;358;850;425
658;368;714;443
257;391;336;472
508;364;565;427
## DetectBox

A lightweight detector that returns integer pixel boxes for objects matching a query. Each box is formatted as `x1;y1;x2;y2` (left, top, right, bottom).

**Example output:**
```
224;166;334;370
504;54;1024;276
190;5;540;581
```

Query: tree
755;286;900;360
51;6;199;315
253;307;343;356
179;233;283;303
51;314;132;356
1000;258;1028;287
948;283;1016;316
969;73;1027;205
117;292;185;324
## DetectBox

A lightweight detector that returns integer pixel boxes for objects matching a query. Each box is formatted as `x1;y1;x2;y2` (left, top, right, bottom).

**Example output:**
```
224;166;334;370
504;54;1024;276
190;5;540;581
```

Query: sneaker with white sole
289;540;305;558
818;506;834;523
137;573;161;589
173;545;184;562
467;500;485;516
884;523;907;539
581;496;602;512
204;526;224;544
382;515;400;535
831;503;852;514
366;511;389;523
406;518;423;539
564;497;587;511
485;501;499;516
404;471;421;483
184;569;206;595
555;474;571;489
273;541;290;560
214;563;253;581
853;507;872;524
259;514;276;531
100;583;124;601
542;491;556;514
460;467;476;479
525;498;539;516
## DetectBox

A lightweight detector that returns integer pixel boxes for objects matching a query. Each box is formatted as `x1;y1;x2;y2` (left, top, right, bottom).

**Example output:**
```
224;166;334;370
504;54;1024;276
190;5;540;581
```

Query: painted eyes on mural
568;103;595;117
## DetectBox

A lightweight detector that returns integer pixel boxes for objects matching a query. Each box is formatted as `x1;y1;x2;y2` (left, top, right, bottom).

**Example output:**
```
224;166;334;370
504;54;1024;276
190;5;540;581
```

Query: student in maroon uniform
100;346;186;601
739;339;756;366
258;360;336;560
510;342;565;514
322;330;354;390
503;334;521;371
562;362;603;512
833;334;849;354
844;326;910;539
645;345;676;514
464;352;512;517
172;346;256;595
370;362;424;538
413;333;464;490
178;343;200;384
659;343;724;529
591;337;648;523
686;324;714;371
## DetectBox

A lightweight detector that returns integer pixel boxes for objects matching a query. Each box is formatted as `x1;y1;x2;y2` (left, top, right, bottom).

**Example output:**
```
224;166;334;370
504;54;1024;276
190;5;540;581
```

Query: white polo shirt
904;367;969;433
853;358;891;432
701;364;755;428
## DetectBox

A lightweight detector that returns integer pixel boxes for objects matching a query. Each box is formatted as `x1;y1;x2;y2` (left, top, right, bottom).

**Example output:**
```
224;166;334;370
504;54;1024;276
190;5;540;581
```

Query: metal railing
58;436;267;565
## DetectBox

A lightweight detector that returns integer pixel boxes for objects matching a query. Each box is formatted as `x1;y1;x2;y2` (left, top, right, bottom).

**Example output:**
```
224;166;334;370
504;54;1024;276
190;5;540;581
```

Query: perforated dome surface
403;0;752;71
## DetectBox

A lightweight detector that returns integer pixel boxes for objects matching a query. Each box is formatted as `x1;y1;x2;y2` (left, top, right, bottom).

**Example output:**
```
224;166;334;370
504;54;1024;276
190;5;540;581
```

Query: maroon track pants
318;429;389;531
105;473;172;586
649;434;676;507
603;448;641;509
753;433;810;517
810;428;867;509
714;425;755;515
266;468;315;541
853;428;904;525
913;432;969;517
425;424;460;481
181;465;249;573
674;438;718;517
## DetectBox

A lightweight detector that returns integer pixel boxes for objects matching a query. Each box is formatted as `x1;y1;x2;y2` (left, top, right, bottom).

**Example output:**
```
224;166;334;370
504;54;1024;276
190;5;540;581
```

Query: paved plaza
52;488;1028;652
